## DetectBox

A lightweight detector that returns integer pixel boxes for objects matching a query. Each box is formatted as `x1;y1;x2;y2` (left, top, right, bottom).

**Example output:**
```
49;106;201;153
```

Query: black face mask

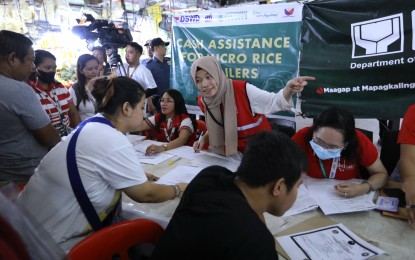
37;70;56;84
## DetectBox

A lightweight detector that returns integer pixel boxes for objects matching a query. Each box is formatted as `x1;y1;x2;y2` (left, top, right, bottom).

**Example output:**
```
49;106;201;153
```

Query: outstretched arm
282;76;316;102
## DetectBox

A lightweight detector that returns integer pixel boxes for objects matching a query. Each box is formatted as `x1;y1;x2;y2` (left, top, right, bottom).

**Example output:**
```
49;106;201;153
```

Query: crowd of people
0;28;414;258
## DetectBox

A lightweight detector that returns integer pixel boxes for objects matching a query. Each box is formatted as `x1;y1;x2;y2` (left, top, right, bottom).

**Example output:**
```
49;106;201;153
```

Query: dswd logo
351;13;404;58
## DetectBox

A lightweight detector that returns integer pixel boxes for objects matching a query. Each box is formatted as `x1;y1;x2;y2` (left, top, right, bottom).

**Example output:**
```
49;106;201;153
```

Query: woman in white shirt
69;54;99;121
19;76;187;250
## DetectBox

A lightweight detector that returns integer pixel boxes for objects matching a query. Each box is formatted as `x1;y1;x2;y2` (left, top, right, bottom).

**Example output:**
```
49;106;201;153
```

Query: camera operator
117;42;158;115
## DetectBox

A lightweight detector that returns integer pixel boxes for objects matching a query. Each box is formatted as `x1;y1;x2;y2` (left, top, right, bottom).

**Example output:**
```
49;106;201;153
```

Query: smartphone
382;188;406;207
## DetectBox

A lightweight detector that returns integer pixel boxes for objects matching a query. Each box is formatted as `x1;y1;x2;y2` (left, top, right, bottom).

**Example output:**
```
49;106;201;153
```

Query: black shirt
151;166;279;260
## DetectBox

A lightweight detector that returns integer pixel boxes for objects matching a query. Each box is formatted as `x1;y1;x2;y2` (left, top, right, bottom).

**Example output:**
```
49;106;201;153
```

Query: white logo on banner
412;11;415;51
351;13;404;58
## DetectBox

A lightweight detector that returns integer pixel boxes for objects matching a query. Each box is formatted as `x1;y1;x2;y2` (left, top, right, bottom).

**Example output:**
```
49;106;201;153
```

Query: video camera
72;14;133;50
72;14;132;75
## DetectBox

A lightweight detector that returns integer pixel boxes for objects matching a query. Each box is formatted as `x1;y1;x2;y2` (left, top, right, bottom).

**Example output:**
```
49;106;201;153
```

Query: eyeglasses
160;98;174;104
312;137;347;153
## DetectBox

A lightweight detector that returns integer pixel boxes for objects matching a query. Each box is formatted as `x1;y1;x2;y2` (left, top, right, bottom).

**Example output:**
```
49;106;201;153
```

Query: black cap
150;37;170;48
144;39;152;46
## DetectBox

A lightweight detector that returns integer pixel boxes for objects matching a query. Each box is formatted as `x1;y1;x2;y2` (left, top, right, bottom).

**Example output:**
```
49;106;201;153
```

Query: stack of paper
302;175;377;215
156;165;204;185
283;184;318;217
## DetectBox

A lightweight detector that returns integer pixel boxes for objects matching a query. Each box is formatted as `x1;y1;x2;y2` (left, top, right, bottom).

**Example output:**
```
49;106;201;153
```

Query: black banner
300;0;415;118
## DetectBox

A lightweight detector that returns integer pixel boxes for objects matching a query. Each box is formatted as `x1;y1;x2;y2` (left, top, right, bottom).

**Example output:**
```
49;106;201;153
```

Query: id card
376;196;399;212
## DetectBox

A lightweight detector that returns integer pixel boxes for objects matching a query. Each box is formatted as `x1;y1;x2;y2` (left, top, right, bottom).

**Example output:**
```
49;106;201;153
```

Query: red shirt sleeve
398;104;415;145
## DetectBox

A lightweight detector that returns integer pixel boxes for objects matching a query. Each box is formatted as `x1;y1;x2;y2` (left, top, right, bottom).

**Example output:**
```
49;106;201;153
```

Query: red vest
198;80;271;153
148;113;196;146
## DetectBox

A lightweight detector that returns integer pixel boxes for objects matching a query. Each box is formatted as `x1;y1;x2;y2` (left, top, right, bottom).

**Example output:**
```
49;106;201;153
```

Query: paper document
189;153;240;172
132;139;163;154
283;184;318;217
132;140;174;165
165;146;199;159
303;175;376;215
156;165;204;185
276;223;385;260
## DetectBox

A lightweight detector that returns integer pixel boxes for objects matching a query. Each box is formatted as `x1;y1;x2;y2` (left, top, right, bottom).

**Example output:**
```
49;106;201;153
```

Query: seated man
151;131;308;259
391;104;415;227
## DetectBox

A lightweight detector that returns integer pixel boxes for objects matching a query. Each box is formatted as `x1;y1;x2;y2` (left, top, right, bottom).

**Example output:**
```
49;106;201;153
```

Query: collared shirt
146;56;171;96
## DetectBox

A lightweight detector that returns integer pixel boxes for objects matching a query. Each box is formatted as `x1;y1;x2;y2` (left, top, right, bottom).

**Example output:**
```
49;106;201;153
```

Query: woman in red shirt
27;50;80;136
292;107;387;198
138;89;197;155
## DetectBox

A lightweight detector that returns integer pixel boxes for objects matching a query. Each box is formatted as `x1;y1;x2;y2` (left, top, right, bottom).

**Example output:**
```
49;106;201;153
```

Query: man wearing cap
140;39;153;66
146;37;171;111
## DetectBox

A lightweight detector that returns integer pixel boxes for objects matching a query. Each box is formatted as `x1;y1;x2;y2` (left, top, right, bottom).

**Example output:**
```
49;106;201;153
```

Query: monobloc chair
68;219;164;260
380;130;400;175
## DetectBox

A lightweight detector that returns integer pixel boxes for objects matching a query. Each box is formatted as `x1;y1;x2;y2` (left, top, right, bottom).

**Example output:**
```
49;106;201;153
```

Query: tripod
107;47;127;76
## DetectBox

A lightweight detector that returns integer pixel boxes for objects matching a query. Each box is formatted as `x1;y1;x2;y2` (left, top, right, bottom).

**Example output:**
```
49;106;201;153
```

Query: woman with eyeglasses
137;89;197;155
292;107;388;198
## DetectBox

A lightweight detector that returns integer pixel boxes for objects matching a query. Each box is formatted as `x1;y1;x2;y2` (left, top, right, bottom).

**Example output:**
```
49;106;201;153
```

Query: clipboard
274;212;375;259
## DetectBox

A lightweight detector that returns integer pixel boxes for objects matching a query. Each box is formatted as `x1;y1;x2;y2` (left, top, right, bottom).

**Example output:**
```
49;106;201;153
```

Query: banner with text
171;3;303;116
300;0;415;118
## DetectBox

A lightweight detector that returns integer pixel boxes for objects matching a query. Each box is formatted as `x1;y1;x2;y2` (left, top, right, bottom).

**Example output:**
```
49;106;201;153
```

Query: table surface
122;142;415;259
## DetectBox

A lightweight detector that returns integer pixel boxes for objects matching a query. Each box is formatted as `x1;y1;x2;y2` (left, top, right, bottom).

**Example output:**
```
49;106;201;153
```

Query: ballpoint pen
197;132;204;149
405;205;415;209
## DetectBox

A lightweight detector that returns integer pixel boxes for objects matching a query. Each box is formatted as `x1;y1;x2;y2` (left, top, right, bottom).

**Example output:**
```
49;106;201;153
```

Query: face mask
37;70;56;84
309;140;341;160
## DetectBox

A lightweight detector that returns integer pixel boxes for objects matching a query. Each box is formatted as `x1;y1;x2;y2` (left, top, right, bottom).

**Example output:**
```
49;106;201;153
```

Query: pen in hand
405;205;415;209
196;132;204;150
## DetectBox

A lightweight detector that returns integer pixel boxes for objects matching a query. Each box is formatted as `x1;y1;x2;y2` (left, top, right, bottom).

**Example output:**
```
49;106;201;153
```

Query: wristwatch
171;184;180;198
163;144;168;151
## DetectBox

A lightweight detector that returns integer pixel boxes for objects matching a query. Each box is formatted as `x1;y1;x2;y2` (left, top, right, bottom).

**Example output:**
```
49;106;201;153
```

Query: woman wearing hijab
191;56;315;156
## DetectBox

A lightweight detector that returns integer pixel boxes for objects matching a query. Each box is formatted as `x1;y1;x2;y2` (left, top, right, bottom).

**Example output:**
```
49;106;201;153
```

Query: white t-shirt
69;87;96;122
18;114;147;247
246;83;293;114
120;63;157;90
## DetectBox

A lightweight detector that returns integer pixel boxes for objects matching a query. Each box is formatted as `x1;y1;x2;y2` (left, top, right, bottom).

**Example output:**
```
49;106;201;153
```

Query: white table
122;136;415;259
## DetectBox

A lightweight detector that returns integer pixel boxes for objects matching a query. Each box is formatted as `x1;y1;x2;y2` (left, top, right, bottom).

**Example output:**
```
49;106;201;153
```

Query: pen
405;205;415;209
168;157;181;165
197;132;204;149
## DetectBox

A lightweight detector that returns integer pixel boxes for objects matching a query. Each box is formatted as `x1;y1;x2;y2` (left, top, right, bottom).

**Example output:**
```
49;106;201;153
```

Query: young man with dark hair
151;131;308;259
121;42;158;114
0;30;60;182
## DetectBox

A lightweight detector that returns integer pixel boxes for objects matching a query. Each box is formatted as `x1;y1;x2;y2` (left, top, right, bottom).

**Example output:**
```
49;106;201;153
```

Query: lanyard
317;157;339;179
35;84;66;123
127;66;138;79
163;127;176;142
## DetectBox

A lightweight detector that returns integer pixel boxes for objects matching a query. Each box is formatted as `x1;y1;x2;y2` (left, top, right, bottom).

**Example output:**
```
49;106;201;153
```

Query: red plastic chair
68;219;164;260
0;215;31;260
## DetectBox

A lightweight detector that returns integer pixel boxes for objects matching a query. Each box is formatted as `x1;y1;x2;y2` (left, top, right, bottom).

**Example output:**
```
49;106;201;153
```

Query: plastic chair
68;219;164;260
0;215;31;260
268;118;296;137
196;119;207;135
380;130;400;175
